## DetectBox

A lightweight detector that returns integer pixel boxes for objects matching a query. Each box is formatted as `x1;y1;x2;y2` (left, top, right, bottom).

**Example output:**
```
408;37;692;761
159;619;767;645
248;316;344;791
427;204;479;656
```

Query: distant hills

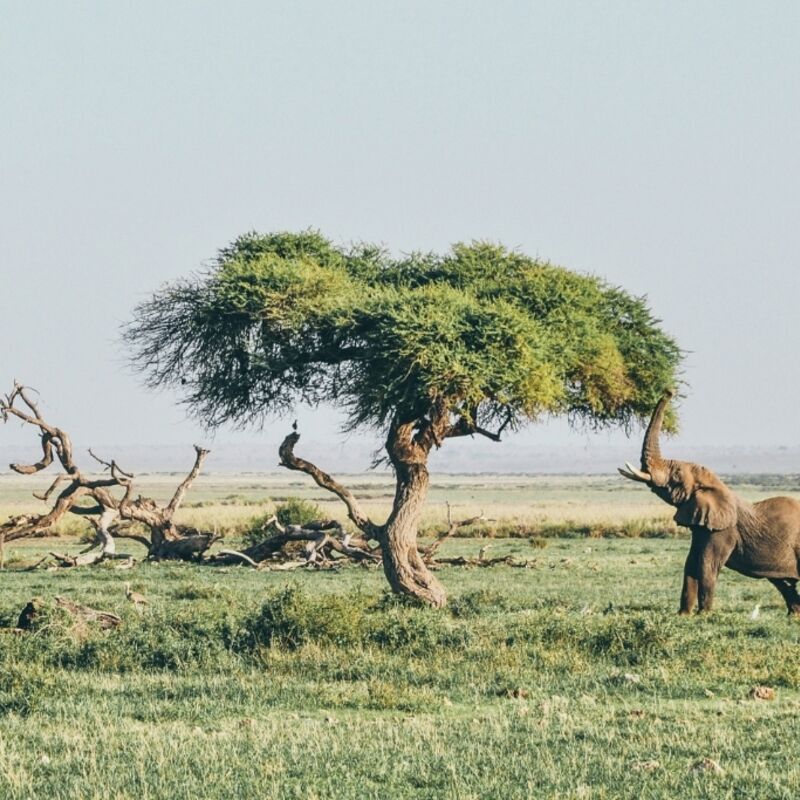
2;442;800;475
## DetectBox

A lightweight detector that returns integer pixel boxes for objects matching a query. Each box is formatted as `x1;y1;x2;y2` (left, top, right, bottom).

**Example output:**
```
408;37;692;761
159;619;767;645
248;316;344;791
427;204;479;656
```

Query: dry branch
278;431;378;538
212;514;380;569
422;503;486;563
1;383;212;563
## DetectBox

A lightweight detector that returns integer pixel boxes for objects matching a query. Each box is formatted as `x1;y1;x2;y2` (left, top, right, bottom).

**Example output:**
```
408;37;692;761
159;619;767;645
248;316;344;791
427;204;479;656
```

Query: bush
236;586;364;650
449;589;513;618
236;587;472;655
276;497;325;527
242;497;325;548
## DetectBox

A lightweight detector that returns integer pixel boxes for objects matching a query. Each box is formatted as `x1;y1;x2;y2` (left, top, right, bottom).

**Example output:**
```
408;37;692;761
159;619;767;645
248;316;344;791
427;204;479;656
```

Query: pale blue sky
2;2;799;466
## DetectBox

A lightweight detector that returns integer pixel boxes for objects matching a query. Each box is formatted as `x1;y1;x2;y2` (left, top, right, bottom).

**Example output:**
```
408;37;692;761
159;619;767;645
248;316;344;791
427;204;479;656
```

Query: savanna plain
2;472;800;799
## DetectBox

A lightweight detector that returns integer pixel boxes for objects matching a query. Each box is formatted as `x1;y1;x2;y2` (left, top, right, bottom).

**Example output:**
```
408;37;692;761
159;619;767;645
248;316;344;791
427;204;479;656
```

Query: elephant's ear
673;471;738;531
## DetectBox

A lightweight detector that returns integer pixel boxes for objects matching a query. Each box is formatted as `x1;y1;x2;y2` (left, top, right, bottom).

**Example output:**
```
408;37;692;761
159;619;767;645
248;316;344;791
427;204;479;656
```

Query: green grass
2;533;800;799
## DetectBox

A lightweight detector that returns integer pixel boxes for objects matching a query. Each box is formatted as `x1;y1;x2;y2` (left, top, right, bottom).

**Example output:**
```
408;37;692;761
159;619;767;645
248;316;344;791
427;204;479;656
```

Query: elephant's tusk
626;461;653;481
618;462;652;483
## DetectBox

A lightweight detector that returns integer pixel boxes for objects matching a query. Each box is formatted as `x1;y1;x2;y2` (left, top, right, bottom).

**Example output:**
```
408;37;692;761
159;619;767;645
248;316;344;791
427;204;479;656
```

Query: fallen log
431;555;538;569
211;516;380;568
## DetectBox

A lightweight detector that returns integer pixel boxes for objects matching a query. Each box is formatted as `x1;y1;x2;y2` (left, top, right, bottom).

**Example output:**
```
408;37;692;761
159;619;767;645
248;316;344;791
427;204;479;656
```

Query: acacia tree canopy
126;230;682;606
126;230;682;436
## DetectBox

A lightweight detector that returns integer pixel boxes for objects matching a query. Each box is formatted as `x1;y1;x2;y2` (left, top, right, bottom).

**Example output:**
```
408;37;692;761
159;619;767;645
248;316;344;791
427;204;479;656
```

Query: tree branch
445;406;513;442
422;502;486;561
88;448;135;484
165;445;209;516
32;473;70;502
278;431;376;536
2;383;79;474
11;433;54;475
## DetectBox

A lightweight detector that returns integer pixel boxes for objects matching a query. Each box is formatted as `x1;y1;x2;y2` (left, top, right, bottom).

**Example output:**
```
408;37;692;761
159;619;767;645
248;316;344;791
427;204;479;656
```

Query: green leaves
126;231;682;434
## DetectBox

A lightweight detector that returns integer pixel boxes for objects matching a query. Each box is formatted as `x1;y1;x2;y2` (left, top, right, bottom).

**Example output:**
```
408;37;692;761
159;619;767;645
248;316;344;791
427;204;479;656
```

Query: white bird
749;604;761;620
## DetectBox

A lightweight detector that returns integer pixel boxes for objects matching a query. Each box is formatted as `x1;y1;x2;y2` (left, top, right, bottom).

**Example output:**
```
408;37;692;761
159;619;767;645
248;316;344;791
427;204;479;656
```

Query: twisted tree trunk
277;403;508;606
279;422;447;606
380;425;447;607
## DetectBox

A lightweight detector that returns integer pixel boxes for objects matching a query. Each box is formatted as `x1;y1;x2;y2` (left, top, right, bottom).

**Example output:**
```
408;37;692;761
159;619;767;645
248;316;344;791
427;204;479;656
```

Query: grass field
3;474;800;798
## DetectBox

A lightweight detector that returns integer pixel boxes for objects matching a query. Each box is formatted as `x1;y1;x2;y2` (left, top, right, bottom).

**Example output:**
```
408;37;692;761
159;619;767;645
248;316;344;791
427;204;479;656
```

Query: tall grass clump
236;587;472;656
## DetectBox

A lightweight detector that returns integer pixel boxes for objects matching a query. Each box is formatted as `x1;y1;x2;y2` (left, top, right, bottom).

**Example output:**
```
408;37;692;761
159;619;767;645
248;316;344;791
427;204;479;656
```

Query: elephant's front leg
680;529;735;614
698;531;737;612
679;532;705;614
696;561;719;612
679;570;698;615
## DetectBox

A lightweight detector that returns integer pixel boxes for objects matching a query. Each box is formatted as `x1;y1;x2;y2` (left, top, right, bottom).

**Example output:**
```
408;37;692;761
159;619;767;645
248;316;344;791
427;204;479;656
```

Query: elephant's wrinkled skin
619;393;800;614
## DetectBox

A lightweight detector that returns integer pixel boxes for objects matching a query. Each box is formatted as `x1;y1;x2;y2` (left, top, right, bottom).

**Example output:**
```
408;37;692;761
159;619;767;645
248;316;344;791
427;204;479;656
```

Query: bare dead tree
0;382;214;564
85;444;219;560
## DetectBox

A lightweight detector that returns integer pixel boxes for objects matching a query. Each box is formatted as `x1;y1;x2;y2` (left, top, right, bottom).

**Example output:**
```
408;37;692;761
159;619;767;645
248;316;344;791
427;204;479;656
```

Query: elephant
618;392;800;615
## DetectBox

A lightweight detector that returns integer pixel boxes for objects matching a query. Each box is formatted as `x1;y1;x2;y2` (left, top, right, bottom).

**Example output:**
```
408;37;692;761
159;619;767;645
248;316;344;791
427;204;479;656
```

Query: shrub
242;497;325;548
276;497;325;527
449;589;512;618
236;587;473;655
236;587;364;651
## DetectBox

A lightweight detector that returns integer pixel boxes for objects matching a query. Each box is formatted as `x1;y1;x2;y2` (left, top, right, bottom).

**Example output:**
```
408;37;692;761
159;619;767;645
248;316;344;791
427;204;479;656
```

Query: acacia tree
126;231;681;605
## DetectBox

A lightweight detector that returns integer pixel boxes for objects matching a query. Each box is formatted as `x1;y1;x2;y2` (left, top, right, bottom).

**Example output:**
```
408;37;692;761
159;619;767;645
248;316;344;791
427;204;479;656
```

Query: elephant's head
618;392;738;531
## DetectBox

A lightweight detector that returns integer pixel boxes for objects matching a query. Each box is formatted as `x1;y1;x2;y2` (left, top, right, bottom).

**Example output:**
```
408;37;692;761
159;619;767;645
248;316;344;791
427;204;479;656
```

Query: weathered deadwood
268;560;317;571
431;555;537;569
18;556;51;572
167;445;210;514
49;550;106;568
216;549;262;568
0;384;128;543
153;531;221;561
17;596;122;631
212;515;381;568
3;383;78;475
279;432;378;538
1;386;212;562
422;503;486;563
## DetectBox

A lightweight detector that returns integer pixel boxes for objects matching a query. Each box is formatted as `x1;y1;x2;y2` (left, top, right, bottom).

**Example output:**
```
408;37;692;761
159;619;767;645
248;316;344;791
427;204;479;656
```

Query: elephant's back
751;496;800;554
753;495;800;520
730;497;800;579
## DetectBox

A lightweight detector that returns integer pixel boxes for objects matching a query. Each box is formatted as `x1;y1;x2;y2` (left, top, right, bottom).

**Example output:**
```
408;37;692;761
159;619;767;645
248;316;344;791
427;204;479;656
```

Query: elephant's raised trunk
641;391;672;482
618;391;674;485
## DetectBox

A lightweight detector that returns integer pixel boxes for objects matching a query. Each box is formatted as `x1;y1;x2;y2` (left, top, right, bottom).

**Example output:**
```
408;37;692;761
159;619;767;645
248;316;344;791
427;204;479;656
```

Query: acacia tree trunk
379;460;446;607
379;420;448;607
279;424;448;607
